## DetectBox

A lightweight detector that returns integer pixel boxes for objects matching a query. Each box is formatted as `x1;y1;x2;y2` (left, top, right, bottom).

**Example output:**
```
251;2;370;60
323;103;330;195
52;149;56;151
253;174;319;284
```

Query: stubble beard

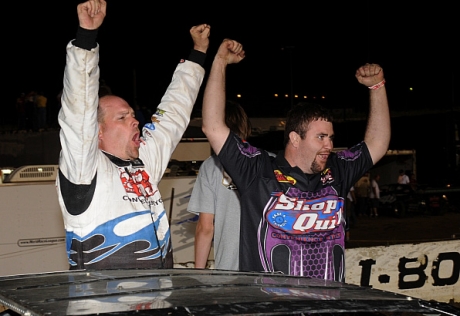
310;158;324;174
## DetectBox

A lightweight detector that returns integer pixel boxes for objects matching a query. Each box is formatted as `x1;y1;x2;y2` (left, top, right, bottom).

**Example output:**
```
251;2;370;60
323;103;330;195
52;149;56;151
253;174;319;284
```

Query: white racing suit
56;39;204;270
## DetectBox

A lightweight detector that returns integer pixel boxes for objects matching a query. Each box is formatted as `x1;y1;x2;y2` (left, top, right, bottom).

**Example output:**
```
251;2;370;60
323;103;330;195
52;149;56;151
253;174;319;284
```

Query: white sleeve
139;60;205;183
58;42;100;184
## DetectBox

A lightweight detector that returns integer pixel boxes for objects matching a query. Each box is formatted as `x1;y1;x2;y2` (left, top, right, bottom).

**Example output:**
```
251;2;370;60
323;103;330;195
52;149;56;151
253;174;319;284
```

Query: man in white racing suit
56;0;210;270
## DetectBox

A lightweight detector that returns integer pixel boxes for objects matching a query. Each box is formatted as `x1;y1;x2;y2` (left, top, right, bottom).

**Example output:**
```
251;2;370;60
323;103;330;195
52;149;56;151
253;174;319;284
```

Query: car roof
0;268;458;315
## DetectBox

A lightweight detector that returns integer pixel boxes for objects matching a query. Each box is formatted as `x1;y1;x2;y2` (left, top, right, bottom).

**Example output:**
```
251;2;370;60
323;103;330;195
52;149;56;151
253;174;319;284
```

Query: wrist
188;49;206;67
368;79;385;90
213;56;229;67
73;26;98;50
193;45;208;54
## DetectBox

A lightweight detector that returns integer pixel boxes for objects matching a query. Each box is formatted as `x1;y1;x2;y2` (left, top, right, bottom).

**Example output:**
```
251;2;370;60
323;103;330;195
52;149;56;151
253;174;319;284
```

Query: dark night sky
6;1;457;120
2;1;459;185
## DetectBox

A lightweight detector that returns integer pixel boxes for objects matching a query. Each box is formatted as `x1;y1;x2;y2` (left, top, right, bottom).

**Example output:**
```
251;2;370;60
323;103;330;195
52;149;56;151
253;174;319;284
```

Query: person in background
15;92;27;132
56;0;210;270
188;98;252;270
201;37;390;281
24;90;36;132
369;174;381;217
345;185;357;241
355;172;371;217
397;169;410;185
35;91;48;131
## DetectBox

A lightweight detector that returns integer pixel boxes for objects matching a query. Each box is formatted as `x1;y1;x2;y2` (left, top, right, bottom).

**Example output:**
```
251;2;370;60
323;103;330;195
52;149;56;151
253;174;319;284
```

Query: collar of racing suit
102;150;145;168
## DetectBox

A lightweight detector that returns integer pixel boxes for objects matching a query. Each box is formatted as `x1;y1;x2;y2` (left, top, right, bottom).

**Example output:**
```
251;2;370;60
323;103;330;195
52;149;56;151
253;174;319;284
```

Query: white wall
0;182;68;276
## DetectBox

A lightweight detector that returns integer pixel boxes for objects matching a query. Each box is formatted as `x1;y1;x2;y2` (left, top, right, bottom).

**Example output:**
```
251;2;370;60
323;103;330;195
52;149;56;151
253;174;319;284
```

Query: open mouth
132;132;140;146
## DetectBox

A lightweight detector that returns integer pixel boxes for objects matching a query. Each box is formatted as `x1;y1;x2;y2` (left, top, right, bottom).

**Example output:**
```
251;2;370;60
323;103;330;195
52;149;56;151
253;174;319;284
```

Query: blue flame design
67;210;170;266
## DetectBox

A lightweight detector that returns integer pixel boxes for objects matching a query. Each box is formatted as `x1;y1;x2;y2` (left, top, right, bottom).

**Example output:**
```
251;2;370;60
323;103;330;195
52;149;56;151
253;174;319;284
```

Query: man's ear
289;131;299;148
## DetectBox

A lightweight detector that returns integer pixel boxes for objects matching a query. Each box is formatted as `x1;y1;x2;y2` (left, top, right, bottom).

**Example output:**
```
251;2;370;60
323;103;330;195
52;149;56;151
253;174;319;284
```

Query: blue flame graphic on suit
66;210;170;266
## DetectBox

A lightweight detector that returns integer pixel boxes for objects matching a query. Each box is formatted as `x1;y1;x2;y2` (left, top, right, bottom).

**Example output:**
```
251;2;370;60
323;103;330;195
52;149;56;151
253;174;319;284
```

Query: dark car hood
0;268;458;315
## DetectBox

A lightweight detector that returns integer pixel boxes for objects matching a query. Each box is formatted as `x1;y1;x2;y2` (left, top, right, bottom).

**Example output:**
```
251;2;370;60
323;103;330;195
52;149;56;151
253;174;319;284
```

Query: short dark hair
225;100;252;140
284;102;333;146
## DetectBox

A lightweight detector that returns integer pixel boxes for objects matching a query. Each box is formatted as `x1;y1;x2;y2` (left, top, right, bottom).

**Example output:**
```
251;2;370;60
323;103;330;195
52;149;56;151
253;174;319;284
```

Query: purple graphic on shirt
336;142;365;161
236;136;261;158
258;189;346;281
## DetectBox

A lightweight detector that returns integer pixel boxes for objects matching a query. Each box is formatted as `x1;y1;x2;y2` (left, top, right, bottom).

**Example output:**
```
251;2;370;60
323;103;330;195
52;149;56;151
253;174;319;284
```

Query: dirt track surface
346;210;460;249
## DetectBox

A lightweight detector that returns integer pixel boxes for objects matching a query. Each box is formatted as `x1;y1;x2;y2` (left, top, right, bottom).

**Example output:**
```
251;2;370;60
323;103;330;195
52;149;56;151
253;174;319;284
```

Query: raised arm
356;63;391;164
59;0;107;186
202;39;245;155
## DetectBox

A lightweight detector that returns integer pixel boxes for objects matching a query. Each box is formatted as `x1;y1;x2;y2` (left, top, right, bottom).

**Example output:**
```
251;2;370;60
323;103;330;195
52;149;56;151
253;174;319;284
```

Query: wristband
368;79;385;90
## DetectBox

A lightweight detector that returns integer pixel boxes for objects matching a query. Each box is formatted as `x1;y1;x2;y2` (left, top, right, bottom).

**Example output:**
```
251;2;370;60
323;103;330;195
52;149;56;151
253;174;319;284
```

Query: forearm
194;222;214;268
364;86;391;164
202;57;230;155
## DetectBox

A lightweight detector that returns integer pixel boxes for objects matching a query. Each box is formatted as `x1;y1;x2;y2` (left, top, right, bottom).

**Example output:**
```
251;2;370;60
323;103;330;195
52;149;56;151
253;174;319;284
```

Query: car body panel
0;269;459;315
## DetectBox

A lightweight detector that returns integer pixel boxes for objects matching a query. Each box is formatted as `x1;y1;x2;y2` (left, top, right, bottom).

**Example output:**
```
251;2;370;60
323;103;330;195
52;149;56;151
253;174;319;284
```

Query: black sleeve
72;26;98;50
59;170;97;215
187;49;206;67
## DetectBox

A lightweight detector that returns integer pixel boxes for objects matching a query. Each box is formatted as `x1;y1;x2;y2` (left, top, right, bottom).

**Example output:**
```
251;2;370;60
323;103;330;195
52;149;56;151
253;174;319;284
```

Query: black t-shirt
218;132;373;281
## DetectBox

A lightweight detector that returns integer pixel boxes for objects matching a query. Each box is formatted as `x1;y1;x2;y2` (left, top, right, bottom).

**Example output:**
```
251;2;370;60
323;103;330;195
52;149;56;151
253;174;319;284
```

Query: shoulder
335;141;371;162
197;155;222;175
